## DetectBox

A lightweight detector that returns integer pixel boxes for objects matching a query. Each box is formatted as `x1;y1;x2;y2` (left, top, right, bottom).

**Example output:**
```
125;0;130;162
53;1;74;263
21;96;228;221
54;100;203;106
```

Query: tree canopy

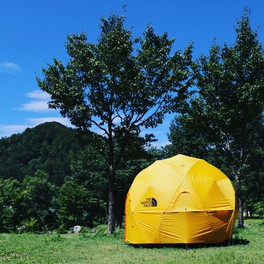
168;11;264;227
0;122;155;232
0;10;262;234
37;14;193;233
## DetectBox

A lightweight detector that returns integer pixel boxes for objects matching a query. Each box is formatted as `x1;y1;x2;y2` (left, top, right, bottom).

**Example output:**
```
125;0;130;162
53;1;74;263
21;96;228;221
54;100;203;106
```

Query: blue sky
1;0;263;146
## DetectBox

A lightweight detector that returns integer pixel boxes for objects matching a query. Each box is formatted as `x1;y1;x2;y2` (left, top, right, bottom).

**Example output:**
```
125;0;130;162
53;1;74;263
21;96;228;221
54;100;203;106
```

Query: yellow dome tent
124;154;237;244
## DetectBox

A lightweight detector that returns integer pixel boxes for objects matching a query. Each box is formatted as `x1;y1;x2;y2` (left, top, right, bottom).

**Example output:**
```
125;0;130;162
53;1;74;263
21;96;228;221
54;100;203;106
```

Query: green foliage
0;10;262;236
78;225;124;241
0;122;90;231
79;225;108;239
0;177;29;232
0;122;81;185
168;10;264;225
0;121;153;232
21;217;39;233
22;170;57;229
55;177;100;227
37;16;192;134
37;13;193;233
254;201;264;217
165;115;210;159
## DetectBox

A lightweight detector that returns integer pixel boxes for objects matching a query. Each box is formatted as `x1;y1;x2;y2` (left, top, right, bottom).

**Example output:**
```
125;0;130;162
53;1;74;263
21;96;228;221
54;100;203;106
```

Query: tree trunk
237;196;244;228
107;163;116;234
106;123;129;234
235;174;244;228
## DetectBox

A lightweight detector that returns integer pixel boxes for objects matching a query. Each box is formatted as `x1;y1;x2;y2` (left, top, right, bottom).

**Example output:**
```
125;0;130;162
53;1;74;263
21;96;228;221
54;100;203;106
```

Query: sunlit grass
0;219;263;263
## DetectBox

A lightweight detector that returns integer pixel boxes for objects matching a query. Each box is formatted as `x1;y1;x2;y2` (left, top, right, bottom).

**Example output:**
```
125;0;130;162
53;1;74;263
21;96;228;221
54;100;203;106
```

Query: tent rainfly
124;154;237;244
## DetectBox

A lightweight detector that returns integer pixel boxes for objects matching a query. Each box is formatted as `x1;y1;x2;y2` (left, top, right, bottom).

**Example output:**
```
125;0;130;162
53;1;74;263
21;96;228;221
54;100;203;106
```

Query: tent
124;154;237;244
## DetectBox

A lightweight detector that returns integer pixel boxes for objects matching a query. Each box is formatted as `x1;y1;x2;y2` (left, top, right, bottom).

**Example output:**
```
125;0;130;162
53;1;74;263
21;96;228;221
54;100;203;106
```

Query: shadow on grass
127;238;249;250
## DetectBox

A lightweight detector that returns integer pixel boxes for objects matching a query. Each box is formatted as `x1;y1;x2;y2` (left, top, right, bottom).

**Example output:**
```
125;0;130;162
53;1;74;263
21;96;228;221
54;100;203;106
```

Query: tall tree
0;177;29;232
166;115;210;159
171;11;264;227
37;14;193;233
23;170;56;229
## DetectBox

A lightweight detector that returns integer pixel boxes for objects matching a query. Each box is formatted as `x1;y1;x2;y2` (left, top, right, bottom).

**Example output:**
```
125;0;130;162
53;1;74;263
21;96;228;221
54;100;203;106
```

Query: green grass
0;219;263;264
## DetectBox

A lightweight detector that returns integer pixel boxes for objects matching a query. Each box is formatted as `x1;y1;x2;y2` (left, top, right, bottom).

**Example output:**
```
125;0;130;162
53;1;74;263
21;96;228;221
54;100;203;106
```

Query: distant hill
0;122;158;231
0;122;84;185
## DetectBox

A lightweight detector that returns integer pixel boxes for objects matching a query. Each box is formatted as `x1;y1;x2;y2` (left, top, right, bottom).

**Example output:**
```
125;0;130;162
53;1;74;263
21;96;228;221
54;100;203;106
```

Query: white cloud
26;117;72;127
0;125;28;138
0;117;73;139
0;62;22;74
19;100;52;112
0;91;74;139
18;90;53;112
26;90;51;100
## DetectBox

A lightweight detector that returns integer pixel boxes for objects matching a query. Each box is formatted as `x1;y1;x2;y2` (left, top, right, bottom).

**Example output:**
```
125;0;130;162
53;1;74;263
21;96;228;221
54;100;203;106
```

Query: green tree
69;144;107;226
0;177;29;232
114;132;160;227
171;11;264;227
0;122;82;185
242;117;264;217
55;177;99;228
68;132;159;228
166;115;210;159
37;14;193;233
23;170;56;229
0;122;102;231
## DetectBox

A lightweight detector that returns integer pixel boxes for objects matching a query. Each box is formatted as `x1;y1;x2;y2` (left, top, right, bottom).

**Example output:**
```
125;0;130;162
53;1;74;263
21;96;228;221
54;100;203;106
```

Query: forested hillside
0;120;263;234
0;122;156;232
0;122;81;184
1;12;263;234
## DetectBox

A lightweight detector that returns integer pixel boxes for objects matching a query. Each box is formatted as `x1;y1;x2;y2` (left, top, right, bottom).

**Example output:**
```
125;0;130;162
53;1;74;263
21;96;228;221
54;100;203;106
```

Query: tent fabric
124;154;237;244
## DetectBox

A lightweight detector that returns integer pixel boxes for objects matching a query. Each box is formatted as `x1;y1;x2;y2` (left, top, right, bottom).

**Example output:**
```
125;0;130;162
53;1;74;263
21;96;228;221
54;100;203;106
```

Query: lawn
0;219;263;264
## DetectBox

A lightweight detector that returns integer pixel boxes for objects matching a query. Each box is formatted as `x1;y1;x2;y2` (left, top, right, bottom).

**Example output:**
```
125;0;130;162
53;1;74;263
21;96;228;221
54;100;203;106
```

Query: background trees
37;14;193;233
168;11;264;227
0;11;263;234
0;122;156;232
0;122;81;231
0;178;28;232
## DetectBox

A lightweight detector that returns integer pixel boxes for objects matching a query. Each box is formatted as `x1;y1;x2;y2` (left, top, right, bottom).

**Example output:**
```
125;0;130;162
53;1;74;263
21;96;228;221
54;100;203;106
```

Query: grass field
0;219;263;264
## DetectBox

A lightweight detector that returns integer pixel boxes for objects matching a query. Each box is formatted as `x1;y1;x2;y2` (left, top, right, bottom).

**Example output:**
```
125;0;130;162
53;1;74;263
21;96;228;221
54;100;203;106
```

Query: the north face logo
141;198;157;207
